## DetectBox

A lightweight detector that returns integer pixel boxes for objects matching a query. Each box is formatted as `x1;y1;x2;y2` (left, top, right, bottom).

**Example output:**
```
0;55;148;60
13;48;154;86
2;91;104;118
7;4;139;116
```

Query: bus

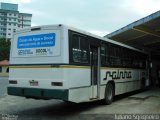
8;24;149;104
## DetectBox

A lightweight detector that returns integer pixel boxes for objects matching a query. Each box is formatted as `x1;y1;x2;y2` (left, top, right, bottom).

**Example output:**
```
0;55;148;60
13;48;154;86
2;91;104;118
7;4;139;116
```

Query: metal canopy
105;10;160;54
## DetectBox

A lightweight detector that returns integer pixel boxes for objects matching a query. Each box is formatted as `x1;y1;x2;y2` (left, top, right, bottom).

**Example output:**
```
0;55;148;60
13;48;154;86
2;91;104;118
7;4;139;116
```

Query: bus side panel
64;67;90;88
115;69;146;95
100;69;144;96
64;67;91;103
68;88;91;103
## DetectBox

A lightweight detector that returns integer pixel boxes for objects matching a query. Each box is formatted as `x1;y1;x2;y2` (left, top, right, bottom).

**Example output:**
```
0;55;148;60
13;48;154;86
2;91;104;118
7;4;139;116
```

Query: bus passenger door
90;46;100;99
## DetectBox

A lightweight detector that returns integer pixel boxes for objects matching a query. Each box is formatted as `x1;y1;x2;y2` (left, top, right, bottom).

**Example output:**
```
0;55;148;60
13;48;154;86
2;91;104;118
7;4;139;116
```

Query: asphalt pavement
0;77;160;120
0;77;8;98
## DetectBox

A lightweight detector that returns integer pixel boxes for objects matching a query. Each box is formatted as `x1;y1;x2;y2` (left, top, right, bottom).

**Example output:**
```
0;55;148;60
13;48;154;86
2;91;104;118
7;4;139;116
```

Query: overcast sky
1;0;160;36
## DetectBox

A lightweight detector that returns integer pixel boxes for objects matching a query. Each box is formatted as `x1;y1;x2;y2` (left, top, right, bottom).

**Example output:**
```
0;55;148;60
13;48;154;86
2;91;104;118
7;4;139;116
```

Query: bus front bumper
7;87;68;100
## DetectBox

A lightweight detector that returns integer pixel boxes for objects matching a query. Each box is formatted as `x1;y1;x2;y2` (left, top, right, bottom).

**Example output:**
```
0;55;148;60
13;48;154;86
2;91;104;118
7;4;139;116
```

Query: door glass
91;47;98;85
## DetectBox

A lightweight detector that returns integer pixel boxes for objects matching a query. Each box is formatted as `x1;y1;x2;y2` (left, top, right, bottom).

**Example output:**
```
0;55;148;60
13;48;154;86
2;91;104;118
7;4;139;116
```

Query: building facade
0;2;32;39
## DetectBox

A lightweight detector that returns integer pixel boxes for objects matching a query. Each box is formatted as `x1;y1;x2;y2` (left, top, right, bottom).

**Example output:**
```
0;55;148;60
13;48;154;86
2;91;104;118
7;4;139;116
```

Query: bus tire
104;83;114;105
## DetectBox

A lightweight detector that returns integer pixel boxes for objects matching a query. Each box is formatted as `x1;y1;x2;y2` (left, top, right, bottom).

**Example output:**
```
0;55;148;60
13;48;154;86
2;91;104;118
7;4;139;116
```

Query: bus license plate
30;81;38;86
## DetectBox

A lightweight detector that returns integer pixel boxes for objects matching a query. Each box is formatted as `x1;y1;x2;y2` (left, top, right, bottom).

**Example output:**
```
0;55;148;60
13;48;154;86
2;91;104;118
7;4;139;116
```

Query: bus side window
139;54;146;69
123;48;131;68
80;36;88;63
115;46;121;67
110;45;116;67
71;34;89;64
72;34;81;62
109;45;121;67
101;44;106;66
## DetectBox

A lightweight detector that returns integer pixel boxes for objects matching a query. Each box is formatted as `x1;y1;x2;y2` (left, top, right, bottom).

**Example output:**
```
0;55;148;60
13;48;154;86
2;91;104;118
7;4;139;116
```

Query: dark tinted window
6;67;9;73
70;32;89;64
101;43;107;66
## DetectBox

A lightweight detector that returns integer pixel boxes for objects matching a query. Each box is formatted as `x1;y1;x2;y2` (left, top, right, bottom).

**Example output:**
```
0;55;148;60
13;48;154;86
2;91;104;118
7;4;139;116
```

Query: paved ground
129;88;160;99
0;93;160;120
0;77;160;120
0;77;8;98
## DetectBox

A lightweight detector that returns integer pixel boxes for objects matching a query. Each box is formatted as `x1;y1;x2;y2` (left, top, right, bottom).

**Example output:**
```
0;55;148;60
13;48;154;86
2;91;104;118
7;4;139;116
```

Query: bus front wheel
104;83;114;105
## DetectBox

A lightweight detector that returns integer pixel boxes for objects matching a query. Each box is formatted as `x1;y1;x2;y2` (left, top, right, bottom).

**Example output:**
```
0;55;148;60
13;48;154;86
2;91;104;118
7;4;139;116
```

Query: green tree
0;38;11;61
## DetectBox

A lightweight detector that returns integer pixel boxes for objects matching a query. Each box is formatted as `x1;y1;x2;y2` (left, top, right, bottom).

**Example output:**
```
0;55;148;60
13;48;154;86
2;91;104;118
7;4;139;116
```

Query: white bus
8;24;149;104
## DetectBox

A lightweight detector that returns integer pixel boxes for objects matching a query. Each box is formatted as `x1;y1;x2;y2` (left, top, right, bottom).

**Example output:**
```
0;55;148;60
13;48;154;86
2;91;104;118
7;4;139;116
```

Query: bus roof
15;24;148;54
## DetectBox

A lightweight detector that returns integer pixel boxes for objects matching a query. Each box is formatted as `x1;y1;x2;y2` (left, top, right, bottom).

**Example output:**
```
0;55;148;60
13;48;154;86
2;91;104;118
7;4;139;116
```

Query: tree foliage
0;38;11;61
